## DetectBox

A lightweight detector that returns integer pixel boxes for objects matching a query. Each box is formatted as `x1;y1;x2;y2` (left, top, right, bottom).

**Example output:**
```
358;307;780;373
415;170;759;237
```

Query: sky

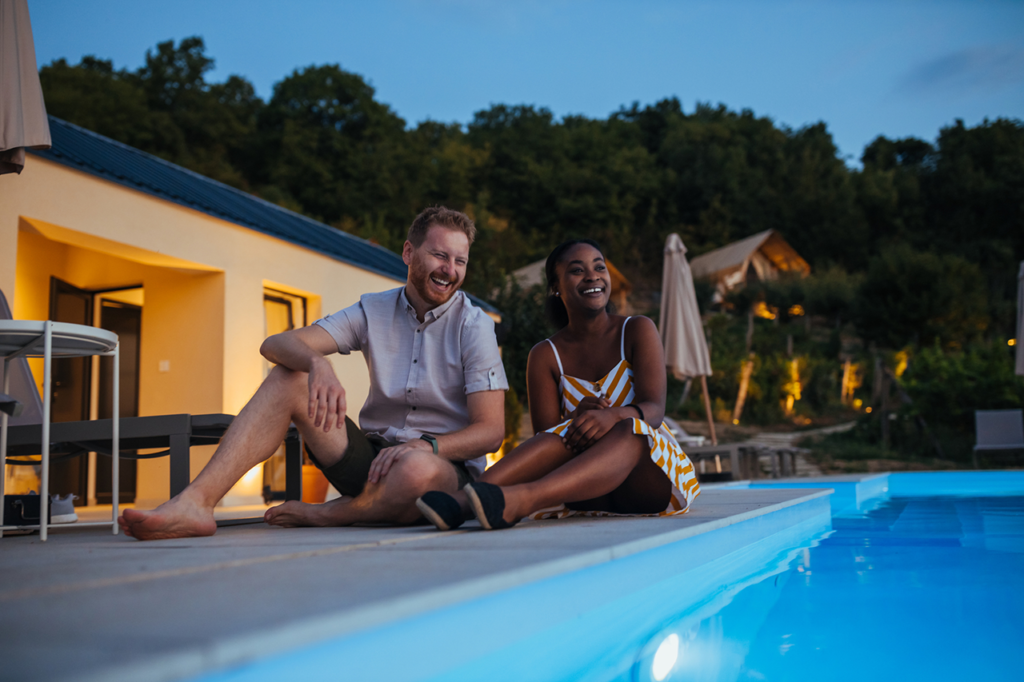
29;0;1024;163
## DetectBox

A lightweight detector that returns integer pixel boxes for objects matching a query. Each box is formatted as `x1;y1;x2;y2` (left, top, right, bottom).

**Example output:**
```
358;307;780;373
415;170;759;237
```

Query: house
689;229;810;300
511;257;633;313
0;116;498;509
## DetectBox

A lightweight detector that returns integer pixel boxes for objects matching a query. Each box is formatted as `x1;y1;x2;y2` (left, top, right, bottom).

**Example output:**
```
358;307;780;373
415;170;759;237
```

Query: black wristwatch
420;434;439;455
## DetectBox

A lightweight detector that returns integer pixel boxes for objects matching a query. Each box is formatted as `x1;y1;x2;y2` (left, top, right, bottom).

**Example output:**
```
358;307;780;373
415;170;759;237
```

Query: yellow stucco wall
1;156;402;507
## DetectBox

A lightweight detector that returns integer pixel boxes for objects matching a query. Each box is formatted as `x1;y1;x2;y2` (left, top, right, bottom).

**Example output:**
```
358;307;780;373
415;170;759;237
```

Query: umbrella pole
700;375;717;445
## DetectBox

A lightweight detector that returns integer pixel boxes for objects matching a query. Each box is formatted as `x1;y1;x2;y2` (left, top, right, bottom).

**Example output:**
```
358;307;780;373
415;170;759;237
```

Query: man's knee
385;452;456;498
264;364;308;391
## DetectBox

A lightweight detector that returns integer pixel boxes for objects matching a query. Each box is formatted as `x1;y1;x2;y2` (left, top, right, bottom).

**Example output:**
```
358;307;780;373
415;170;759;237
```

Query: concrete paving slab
0;487;831;682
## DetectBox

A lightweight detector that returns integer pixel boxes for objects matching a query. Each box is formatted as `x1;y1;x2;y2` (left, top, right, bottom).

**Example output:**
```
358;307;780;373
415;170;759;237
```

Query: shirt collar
399;287;462;322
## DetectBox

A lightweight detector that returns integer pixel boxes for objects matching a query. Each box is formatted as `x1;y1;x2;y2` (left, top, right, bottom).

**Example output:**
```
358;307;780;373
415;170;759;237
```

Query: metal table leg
1;358;8;538
112;343;119;535
41;322;52;542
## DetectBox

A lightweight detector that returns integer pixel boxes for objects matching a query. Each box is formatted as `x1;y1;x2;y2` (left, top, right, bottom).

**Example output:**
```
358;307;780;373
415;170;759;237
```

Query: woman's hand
569;395;610;419
563;407;620;453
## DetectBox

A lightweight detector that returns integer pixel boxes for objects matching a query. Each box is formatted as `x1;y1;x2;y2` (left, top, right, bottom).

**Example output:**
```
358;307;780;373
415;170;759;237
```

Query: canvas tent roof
689;229;809;282
28;117;498;314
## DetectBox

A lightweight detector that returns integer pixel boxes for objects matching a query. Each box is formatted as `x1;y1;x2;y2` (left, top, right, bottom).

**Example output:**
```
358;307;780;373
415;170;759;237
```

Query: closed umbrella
1016;261;1023;376
0;0;51;175
660;233;717;444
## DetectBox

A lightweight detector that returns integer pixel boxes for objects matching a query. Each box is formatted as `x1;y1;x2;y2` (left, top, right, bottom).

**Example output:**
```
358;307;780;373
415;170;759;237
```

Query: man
119;207;508;540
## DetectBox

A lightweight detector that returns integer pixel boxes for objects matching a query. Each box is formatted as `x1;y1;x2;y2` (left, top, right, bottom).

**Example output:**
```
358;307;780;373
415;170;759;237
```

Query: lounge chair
973;409;1024;468
1;288;301;531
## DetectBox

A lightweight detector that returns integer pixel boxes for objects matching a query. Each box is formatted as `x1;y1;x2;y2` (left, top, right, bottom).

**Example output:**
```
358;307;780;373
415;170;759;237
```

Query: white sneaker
50;494;79;524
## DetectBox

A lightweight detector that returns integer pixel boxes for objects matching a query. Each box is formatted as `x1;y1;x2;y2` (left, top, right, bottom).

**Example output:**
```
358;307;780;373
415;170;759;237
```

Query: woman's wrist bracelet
624;403;645;422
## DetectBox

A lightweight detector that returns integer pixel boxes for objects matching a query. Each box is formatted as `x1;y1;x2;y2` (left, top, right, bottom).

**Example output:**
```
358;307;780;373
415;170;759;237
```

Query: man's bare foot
119;496;217;541
264;497;352;527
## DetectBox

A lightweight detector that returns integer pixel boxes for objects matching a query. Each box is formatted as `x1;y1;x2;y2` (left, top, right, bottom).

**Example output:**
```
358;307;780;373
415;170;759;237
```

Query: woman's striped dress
534;317;700;518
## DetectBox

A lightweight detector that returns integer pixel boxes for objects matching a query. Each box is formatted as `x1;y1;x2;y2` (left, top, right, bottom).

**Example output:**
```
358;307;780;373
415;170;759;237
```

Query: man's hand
563;407;620;453
368;438;433;484
308;357;347;433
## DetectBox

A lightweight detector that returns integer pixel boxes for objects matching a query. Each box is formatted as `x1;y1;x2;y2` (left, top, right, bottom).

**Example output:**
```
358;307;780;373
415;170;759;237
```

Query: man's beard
410;259;461;307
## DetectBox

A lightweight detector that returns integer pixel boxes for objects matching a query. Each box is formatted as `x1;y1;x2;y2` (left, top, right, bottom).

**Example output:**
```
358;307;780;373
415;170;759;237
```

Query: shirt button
408;389;412;393
412;406;417;410
417;330;421;333
413;359;418;363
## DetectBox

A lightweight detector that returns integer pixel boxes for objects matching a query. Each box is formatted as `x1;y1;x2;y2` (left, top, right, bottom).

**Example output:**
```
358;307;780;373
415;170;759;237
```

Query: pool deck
1;487;833;682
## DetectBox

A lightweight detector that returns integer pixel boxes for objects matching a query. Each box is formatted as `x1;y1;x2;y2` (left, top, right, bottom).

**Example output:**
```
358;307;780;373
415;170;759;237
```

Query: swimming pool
631;472;1024;682
196;472;1023;682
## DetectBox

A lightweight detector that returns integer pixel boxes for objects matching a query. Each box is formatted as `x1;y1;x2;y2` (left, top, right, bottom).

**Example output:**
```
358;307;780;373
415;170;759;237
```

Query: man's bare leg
119;366;349;540
265;449;460;527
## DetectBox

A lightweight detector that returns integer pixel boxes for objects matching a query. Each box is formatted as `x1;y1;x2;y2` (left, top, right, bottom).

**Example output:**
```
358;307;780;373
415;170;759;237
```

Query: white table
0;320;119;541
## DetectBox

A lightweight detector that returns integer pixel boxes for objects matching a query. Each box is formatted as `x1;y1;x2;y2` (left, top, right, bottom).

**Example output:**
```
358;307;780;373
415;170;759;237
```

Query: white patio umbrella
0;0;51;175
660;233;717;444
1016;261;1023;376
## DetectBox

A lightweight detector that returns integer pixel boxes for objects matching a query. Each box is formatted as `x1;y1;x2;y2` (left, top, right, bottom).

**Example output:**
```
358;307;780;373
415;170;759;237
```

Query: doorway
94;298;141;503
47;278;142;504
47;279;92;500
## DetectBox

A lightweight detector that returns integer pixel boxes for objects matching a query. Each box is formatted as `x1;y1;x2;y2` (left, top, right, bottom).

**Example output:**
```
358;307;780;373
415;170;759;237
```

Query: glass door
48;278;93;501
94;298;141;503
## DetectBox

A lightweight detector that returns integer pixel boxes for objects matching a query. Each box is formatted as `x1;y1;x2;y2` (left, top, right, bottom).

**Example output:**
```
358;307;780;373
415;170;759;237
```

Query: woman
416;239;700;530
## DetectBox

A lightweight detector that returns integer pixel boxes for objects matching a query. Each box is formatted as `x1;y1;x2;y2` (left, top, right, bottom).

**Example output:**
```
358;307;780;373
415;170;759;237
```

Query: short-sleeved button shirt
315;287;508;477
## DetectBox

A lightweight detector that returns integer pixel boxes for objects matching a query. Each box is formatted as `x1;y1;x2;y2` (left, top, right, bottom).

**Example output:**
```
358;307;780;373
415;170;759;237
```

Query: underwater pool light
652;633;679;681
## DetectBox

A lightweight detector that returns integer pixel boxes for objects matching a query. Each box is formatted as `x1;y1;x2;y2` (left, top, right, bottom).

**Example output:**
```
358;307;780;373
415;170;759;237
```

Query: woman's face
555;243;611;315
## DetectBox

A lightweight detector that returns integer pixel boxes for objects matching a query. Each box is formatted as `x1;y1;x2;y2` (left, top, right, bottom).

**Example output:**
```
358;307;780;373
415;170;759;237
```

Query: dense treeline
40;37;1024;460
42;39;1023;336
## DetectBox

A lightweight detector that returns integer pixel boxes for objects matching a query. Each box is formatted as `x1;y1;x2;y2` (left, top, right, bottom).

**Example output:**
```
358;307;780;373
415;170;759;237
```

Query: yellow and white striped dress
533;317;700;519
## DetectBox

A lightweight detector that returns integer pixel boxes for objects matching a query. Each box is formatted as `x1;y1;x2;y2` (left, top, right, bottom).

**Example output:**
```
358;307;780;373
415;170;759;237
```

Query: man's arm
434;389;506;461
261;325;347;433
367;389;505;483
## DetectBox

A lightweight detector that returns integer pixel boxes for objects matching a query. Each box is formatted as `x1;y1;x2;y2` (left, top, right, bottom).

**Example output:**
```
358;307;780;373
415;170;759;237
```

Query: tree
854;245;989;349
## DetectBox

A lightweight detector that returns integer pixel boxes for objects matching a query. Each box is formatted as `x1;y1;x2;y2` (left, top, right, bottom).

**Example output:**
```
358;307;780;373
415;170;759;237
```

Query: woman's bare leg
481;433;574;485
497;420;662;524
439;433;573;518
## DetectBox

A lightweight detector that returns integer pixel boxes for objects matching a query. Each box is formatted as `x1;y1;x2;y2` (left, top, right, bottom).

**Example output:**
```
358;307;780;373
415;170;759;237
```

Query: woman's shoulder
529;336;558;361
622;315;659;346
618;313;656;331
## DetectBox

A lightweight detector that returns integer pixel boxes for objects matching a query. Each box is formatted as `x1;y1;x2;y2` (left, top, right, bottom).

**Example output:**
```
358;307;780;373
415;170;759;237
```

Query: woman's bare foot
119;496;217;541
499;486;531;524
264;497;352;527
451;490;472;519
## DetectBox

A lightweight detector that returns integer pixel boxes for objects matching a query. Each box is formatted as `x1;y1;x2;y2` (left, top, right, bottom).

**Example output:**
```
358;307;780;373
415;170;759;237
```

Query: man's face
402;225;470;309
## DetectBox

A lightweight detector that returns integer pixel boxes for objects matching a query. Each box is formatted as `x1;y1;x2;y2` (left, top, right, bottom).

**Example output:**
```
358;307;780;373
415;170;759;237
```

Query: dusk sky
30;0;1024;163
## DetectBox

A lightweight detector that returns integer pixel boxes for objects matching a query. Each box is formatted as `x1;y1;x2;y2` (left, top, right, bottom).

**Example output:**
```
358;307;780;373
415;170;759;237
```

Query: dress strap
546;339;565;376
620;316;633;362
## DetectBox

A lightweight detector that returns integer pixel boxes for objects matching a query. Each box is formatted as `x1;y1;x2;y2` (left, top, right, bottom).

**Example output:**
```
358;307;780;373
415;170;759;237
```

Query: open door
94;298;141;503
47;277;92;500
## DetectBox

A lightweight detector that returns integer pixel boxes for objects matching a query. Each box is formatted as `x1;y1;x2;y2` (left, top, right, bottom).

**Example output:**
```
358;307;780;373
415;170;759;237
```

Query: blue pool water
635;485;1024;681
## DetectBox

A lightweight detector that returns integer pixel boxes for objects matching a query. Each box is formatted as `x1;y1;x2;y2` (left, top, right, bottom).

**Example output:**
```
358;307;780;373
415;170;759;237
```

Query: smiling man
119;207;508;539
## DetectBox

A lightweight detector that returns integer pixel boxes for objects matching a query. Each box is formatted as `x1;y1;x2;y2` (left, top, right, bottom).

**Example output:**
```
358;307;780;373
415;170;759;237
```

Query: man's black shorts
305;417;474;497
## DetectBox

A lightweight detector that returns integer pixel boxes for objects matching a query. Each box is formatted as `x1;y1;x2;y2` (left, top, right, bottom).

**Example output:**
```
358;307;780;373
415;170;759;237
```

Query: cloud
898;45;1024;95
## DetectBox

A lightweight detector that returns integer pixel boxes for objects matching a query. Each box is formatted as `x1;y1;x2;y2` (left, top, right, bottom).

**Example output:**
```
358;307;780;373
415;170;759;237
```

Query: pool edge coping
80;489;834;682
